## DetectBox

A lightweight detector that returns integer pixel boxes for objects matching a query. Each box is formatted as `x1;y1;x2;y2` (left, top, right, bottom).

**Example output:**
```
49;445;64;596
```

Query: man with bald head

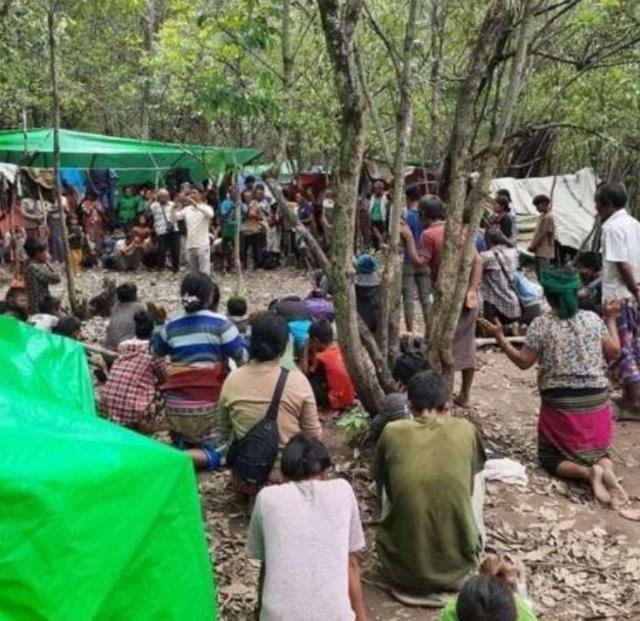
150;188;180;271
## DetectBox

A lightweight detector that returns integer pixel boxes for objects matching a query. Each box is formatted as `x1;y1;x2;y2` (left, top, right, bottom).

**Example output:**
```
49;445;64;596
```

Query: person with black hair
373;370;486;605
105;282;146;350
302;319;355;411
175;185;214;276
528;195;555;280
151;273;246;470
100;310;168;431
219;313;321;481
401;185;431;332
2;286;30;322
595;182;640;410
24;238;61;315
368;351;426;442
575;251;603;315
441;554;537;621
226;296;249;335
247;434;368;621
29;294;63;331
53;315;83;340
480;267;626;507
490;195;515;246
496;188;518;240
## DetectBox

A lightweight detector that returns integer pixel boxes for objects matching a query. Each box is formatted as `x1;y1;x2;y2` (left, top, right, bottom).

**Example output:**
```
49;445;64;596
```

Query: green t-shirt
117;195;144;223
441;595;538;621
371;196;383;222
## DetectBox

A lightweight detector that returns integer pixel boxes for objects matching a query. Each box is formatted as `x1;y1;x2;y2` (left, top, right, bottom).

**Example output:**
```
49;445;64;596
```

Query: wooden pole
48;3;79;314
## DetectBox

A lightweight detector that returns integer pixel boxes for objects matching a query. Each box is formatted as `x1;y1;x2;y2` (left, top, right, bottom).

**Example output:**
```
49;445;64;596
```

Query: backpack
226;369;289;495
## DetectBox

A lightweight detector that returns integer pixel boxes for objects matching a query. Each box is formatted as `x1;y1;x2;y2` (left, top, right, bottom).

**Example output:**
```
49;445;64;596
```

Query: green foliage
336;409;370;445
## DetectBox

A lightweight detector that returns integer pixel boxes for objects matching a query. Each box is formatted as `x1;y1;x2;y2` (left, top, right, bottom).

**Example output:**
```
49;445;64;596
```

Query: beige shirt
182;203;213;249
532;212;555;258
218;360;321;449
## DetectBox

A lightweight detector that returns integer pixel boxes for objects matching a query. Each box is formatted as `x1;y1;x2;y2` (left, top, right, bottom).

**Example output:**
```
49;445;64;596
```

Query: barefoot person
479;267;626;506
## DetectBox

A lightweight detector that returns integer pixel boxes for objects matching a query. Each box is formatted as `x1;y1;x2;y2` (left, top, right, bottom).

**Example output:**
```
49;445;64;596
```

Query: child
528;194;555;280
368;351;426;442
29;295;63;331
99;310;168;431
575;251;603;316
2;286;30;321
52;315;83;339
67;215;84;276
24;238;61;315
441;554;537;621
302;319;355;411
226;296;249;336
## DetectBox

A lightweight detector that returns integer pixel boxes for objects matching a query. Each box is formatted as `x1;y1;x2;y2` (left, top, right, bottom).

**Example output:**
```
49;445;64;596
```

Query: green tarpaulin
0;317;217;621
0;128;261;186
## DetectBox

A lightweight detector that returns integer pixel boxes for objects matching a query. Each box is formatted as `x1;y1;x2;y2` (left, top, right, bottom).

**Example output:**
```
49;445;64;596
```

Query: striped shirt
151;310;246;366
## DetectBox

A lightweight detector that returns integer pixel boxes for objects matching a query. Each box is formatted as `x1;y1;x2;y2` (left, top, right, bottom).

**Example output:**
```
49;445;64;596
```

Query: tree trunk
426;0;446;162
140;0;156;139
425;0;518;380
48;4;79;315
277;0;293;164
317;0;385;414
233;197;244;295
378;0;419;364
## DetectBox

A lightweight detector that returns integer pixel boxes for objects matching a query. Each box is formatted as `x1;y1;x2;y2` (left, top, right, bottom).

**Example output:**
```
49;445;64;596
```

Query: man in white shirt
149;188;181;272
597;182;640;406
177;185;213;275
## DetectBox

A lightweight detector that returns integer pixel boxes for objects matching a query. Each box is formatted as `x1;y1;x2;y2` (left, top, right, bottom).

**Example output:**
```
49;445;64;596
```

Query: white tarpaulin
490;167;597;250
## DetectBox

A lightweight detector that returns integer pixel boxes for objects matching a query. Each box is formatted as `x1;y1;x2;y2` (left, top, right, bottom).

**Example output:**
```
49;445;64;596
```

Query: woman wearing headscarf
479;267;626;507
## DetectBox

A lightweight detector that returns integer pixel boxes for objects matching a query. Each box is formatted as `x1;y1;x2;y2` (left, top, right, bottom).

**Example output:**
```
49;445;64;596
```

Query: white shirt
601;209;640;300
149;201;176;236
182;203;213;249
248;478;365;621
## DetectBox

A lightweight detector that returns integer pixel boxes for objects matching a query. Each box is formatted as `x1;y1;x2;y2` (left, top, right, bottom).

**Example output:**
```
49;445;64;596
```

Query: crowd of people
1;174;639;621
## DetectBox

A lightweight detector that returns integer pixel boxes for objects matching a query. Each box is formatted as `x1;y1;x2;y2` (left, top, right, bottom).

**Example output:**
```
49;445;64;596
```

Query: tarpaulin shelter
0;128;261;187
490;167;598;250
0;317;217;621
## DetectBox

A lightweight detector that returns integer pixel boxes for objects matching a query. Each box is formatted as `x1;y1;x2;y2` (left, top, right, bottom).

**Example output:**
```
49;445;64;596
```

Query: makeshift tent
0;317;217;621
0;128;261;187
490;167;598;250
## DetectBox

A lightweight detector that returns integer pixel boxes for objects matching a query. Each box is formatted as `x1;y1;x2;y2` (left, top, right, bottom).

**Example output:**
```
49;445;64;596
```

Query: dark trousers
242;233;262;269
157;231;181;271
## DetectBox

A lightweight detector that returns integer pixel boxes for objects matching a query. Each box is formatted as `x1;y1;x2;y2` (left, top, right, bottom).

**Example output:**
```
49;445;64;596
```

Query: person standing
528;194;555;280
241;189;264;270
46;200;66;263
24;238;61;315
177;185;214;275
149;189;180;272
401;184;431;332
369;180;388;249
117;185;144;230
247;434;368;621
596;183;640;410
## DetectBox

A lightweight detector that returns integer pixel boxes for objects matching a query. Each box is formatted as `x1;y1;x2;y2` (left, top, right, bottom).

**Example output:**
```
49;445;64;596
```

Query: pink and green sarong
538;387;612;472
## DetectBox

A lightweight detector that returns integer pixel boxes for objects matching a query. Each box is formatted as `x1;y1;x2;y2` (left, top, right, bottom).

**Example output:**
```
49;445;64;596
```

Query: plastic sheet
0;317;217;620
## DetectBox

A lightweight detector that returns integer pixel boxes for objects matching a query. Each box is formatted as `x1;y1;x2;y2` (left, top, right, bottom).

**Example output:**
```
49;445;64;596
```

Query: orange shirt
315;344;356;410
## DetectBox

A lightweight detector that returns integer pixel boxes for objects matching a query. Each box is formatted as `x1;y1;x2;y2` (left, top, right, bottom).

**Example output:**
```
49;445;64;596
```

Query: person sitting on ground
247;434;367;621
479;267;627;508
528;195;555;280
29;295;63;331
24;238;61;315
53;315;83;340
227;296;249;336
271;296;313;356
373;370;486;605
219;313;321;483
305;287;335;323
441;554;537;621
2;286;30;321
301;319;356;411
575;251;603;316
368;351;426;442
480;226;521;326
105;282;146;351
100;310;168;432
131;213;151;247
114;231;143;271
151;273;246;470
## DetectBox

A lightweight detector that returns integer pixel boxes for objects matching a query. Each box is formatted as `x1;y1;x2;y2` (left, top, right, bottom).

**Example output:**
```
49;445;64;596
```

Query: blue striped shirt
151;310;246;366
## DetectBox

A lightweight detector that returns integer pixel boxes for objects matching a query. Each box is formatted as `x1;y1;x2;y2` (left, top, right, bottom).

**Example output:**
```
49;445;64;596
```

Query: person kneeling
302;319;356;411
247;434;367;621
99;311;167;432
373;370;486;605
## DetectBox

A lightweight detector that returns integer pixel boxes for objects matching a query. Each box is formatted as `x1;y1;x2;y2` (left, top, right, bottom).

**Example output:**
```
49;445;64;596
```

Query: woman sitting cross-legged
247;434;367;621
479;267;627;507
373;370;487;606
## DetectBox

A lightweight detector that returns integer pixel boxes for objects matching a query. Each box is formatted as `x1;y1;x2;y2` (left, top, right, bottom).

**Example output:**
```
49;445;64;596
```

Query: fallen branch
84;342;117;362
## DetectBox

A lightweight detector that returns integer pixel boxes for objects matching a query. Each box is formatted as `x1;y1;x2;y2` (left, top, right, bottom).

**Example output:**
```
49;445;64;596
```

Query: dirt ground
6;265;640;620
